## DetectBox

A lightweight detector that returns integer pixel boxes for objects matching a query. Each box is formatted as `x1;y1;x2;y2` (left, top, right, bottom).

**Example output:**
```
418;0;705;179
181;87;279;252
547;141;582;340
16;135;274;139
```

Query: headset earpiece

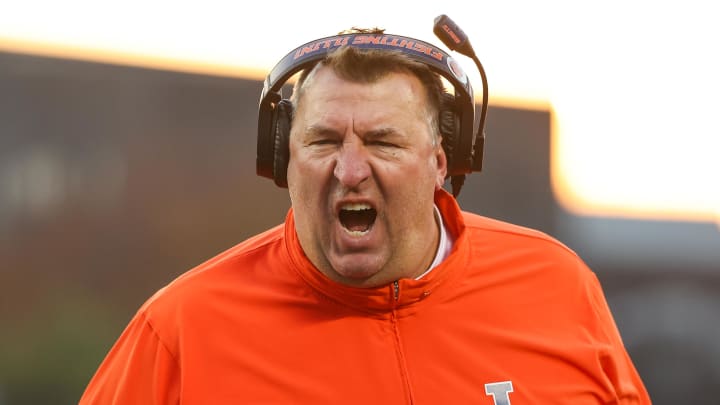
270;99;293;187
438;92;460;171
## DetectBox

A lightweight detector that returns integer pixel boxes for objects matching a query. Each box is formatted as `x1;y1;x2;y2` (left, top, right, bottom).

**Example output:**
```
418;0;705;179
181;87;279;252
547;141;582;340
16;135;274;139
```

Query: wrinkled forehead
291;67;437;140
293;65;435;117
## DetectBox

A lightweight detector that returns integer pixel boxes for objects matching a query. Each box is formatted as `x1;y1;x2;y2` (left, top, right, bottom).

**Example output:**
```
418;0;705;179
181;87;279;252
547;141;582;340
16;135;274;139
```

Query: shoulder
125;223;292;354
455;211;605;319
461;210;577;257
139;223;288;317
455;210;594;294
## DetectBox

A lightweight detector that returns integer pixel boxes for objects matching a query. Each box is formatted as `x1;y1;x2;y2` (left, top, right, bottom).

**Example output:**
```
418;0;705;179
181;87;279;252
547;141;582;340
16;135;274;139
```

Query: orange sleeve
79;310;180;405
586;273;652;404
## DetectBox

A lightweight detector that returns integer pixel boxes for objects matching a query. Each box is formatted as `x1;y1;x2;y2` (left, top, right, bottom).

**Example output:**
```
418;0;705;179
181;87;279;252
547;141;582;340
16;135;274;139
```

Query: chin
336;267;379;281
331;262;384;286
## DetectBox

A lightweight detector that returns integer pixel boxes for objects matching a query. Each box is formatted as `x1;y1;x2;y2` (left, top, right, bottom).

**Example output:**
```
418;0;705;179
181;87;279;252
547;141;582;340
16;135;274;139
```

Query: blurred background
1;1;718;404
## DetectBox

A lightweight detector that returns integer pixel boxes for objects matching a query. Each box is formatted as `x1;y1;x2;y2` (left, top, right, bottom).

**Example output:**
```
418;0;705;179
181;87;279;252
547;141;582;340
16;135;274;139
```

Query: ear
434;144;448;190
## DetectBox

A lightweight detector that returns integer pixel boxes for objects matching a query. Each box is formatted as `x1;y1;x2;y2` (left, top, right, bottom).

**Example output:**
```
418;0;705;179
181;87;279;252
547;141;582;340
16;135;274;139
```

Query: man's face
287;66;447;287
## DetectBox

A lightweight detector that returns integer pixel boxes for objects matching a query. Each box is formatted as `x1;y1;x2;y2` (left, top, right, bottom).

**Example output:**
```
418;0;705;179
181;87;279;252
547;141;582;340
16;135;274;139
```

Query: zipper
390;280;413;404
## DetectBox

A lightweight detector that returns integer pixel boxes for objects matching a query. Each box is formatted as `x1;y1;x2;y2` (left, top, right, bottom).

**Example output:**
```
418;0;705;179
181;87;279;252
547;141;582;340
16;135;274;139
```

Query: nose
333;139;371;189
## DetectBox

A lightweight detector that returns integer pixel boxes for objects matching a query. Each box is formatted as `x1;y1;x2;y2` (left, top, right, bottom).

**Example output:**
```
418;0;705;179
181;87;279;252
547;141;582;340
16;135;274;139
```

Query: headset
257;15;488;197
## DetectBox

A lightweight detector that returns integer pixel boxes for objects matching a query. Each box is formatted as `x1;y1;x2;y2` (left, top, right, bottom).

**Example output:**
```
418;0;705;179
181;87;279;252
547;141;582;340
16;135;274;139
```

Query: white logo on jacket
485;381;513;405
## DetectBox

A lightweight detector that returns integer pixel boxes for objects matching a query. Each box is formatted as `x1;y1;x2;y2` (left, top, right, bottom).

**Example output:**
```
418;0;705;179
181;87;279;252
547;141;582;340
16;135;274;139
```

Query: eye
369;140;398;148
309;139;338;146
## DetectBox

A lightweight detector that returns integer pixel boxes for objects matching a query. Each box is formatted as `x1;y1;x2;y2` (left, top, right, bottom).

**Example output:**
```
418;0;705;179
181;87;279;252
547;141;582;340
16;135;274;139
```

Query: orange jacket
80;190;651;404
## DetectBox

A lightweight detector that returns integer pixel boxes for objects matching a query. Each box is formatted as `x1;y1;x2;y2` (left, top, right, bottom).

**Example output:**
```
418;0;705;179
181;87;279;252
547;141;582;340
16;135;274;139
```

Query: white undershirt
414;205;454;280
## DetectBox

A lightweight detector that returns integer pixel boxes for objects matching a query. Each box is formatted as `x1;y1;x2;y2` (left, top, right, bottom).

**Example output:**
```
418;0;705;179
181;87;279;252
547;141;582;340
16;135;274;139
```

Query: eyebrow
303;125;403;140
304;125;341;138
364;127;402;140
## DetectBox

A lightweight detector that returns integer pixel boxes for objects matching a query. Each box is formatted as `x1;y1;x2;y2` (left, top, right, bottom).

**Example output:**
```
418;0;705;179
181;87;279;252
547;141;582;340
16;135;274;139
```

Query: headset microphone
433;14;475;58
433;15;489;197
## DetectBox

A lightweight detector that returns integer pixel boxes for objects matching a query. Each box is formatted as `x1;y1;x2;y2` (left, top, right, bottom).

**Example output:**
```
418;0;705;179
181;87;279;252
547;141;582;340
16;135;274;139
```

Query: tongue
340;209;376;232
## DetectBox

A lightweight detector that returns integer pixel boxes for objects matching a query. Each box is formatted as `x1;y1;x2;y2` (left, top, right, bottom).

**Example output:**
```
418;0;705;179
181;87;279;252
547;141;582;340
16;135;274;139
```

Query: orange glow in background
1;1;717;225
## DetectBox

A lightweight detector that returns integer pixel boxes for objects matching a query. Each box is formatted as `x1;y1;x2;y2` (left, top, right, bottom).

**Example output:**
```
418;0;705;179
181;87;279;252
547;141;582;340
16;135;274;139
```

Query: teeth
345;229;370;236
341;203;372;211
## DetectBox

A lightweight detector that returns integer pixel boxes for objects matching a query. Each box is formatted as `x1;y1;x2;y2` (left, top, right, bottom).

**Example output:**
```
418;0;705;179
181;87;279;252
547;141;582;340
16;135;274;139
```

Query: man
80;28;651;404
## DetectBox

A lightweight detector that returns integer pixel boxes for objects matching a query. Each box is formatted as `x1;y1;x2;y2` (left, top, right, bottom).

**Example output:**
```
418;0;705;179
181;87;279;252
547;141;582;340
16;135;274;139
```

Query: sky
1;0;718;224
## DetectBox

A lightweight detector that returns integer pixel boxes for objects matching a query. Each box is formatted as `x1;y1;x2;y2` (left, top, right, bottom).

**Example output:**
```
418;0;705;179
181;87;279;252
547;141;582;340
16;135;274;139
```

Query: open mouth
339;203;377;236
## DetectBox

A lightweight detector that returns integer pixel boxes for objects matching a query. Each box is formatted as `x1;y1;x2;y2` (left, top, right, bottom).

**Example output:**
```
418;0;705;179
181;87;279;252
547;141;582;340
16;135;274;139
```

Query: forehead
294;67;430;120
